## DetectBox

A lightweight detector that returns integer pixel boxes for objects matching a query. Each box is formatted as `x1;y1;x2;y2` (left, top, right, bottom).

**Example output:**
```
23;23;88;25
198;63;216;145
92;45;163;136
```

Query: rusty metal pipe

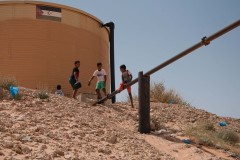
93;19;240;105
138;72;150;133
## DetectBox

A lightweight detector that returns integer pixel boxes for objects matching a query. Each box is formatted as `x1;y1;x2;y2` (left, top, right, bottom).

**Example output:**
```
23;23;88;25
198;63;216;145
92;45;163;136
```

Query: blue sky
43;0;240;118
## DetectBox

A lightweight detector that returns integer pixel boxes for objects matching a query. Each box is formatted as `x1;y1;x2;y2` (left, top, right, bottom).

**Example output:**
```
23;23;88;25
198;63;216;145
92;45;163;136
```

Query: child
117;64;134;108
69;60;81;99
88;62;107;100
55;85;64;96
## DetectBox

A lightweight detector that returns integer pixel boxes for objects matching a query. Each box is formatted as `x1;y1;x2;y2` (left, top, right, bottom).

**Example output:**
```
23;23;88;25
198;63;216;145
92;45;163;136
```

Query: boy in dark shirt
117;64;134;108
69;60;80;99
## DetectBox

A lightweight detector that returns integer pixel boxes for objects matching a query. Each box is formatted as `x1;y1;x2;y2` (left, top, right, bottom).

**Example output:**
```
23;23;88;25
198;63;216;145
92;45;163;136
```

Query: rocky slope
0;87;239;160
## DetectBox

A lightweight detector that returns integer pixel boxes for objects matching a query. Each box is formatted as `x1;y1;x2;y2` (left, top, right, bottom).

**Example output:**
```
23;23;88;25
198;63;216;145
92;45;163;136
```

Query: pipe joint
102;22;115;29
201;36;210;46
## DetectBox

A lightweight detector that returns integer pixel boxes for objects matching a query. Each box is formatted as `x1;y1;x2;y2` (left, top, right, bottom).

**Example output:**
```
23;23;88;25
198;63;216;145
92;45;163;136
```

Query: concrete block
78;93;97;103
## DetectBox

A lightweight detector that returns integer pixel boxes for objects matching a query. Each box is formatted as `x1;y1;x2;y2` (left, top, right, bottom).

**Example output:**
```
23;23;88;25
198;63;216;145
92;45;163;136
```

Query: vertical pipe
102;22;116;103
138;71;150;133
109;22;116;103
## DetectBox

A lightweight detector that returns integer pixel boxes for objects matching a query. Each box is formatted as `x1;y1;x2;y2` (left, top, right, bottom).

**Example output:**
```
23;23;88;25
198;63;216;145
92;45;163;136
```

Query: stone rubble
0;87;170;160
0;87;239;160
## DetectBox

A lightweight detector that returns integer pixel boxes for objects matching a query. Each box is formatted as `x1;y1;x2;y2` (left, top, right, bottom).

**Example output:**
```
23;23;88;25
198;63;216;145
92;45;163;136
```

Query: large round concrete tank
0;1;110;96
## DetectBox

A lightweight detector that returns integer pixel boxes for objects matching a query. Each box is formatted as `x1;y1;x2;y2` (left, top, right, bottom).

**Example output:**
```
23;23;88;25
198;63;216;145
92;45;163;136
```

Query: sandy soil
0;87;239;160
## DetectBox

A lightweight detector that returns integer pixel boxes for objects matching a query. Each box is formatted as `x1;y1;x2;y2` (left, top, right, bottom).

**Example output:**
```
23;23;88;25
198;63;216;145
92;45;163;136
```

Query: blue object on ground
219;121;227;126
182;139;191;144
10;85;19;97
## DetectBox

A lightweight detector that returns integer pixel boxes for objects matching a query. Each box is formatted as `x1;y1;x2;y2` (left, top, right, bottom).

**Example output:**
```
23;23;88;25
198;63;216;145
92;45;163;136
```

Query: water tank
0;1;110;96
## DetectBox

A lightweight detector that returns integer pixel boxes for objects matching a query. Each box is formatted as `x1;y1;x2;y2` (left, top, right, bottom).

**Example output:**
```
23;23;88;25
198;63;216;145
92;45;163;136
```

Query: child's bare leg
129;93;134;108
117;83;124;93
102;88;107;96
96;89;102;100
72;89;78;99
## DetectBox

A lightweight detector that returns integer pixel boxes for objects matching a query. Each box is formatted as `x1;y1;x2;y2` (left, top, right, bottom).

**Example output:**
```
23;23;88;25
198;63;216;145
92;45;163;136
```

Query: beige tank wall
0;2;110;96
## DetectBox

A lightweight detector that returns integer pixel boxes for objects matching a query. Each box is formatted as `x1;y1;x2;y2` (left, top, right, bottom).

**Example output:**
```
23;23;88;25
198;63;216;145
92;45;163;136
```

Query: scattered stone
154;129;167;135
107;134;117;144
13;144;23;154
194;148;203;154
184;144;191;148
79;132;86;138
52;150;64;157
98;148;112;155
176;132;184;136
150;121;156;130
41;145;47;150
22;146;32;154
190;118;197;123
0;151;5;156
4;141;14;149
172;149;178;152
0;126;6;132
11;102;16;106
21;135;32;142
16;116;25;121
0;87;239;160
64;154;73;159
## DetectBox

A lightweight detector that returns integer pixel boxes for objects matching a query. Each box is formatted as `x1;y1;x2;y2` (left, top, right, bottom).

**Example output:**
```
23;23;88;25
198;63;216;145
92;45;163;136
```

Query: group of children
56;60;134;108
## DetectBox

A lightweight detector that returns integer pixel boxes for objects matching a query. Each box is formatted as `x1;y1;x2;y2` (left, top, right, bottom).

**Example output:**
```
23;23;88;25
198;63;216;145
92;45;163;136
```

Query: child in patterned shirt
117;64;134;108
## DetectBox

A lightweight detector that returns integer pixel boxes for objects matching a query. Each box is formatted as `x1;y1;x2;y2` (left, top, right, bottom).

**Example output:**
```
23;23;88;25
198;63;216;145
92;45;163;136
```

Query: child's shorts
69;77;81;90
118;83;131;93
69;77;76;90
96;81;106;90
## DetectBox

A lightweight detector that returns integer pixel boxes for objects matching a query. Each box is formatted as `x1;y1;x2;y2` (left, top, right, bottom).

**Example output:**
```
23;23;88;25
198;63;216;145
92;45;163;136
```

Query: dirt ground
0;87;239;160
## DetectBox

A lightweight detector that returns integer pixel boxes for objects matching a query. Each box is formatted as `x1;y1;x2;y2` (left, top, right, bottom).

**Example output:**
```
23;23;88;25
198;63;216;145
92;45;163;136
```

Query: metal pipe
102;22;116;103
144;19;240;77
93;19;240;105
138;71;150;133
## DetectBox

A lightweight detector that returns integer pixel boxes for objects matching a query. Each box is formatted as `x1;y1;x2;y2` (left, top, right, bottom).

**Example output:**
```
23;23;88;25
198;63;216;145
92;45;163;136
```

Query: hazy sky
42;0;240;118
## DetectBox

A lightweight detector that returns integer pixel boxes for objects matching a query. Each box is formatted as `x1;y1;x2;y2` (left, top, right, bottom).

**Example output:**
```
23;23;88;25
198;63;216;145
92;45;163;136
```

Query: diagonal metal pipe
93;19;240;106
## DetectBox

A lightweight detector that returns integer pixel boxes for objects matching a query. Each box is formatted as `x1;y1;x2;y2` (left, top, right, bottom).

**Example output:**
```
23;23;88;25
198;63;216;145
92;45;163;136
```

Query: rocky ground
0;87;239;160
150;102;240;133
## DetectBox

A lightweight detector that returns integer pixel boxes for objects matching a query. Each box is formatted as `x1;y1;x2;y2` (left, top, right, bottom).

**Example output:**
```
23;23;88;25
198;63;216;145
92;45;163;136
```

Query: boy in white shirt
88;62;107;100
